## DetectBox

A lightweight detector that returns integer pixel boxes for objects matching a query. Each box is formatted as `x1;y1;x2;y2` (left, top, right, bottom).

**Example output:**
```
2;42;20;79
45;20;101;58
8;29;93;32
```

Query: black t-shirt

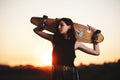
52;38;76;67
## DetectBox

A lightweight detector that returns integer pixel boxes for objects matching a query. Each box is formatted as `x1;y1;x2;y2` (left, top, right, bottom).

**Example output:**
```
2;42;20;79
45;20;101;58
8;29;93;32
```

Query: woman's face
58;21;71;34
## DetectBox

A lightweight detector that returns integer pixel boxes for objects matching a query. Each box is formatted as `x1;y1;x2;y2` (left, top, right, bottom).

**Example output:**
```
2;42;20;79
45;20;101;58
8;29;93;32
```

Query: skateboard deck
31;15;104;43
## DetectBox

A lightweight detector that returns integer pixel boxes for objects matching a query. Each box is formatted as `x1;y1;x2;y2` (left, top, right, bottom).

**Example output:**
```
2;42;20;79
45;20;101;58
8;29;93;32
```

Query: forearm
93;43;100;55
33;27;43;32
76;41;100;56
33;27;53;41
84;43;100;56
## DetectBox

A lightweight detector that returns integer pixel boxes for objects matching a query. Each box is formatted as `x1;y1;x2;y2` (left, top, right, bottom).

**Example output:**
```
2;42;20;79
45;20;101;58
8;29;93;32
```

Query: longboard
31;15;104;43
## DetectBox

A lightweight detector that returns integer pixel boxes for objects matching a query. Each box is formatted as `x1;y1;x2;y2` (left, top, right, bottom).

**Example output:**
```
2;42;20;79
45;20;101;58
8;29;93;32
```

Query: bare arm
33;27;53;41
75;25;100;55
75;41;100;55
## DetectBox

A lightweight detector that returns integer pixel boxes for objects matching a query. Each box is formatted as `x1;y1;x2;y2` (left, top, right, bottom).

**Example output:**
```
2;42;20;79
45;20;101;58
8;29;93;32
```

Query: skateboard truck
38;15;48;30
92;30;101;43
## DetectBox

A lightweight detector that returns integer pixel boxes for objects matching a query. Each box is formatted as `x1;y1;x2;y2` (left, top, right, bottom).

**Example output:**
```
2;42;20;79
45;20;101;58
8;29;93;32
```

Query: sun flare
41;53;52;66
34;45;52;67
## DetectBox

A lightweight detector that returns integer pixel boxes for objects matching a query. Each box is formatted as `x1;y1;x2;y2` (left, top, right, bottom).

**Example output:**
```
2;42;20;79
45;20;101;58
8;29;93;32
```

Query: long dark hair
53;18;76;42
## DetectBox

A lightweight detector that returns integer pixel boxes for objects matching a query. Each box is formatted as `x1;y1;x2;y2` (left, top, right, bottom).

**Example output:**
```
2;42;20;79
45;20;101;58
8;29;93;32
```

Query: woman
33;18;100;80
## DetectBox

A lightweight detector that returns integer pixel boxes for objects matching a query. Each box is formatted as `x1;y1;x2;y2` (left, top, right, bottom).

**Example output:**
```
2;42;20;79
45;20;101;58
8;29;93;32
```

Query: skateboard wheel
92;30;101;43
43;15;48;19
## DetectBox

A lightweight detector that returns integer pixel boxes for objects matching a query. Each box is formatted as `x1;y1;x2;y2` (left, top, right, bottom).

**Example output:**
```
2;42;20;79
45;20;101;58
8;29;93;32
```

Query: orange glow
34;45;52;67
41;53;52;66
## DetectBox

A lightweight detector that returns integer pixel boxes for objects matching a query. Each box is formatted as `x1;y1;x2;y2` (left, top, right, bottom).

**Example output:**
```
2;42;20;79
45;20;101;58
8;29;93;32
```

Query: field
0;60;120;80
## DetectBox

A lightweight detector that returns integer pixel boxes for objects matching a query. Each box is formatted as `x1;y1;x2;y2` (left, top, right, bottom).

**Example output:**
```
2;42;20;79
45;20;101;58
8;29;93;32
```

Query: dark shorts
52;65;79;80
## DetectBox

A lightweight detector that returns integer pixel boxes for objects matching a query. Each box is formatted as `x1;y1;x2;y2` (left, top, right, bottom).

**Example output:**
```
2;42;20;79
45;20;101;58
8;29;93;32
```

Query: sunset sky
0;0;120;67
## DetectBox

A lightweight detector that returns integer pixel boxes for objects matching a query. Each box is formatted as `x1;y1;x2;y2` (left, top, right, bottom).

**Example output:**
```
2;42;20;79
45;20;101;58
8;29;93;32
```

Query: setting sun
41;53;52;66
34;43;52;67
